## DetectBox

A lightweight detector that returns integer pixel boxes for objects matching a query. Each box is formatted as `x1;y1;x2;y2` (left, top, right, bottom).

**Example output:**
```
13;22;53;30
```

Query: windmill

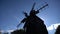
17;2;48;29
16;2;48;34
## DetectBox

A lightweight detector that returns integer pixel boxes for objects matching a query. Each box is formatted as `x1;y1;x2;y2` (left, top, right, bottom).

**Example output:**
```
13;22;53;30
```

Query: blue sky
0;0;60;34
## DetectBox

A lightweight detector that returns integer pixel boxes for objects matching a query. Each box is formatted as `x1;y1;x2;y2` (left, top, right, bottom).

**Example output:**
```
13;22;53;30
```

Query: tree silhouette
55;25;60;34
0;32;2;34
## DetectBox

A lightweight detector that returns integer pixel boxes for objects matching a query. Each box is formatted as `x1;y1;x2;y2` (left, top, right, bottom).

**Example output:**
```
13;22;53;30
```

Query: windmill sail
31;2;36;11
38;3;48;10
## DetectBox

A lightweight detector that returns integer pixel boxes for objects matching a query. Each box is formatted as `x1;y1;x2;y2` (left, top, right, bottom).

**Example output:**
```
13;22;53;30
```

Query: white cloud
0;29;14;33
7;30;14;32
53;23;60;29
47;24;54;30
0;30;4;33
47;23;60;30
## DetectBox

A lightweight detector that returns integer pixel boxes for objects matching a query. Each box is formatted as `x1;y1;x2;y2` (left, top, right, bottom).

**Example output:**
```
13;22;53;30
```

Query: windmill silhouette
17;2;48;34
